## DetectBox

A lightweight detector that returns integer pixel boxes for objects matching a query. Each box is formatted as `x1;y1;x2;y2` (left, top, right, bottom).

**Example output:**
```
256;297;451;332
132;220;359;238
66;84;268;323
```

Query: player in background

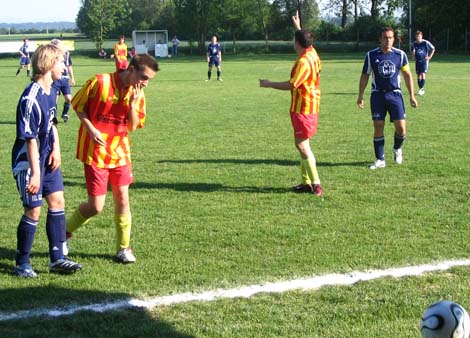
357;27;418;170
171;35;180;57
65;54;159;264
114;35;128;71
50;39;76;123
412;30;435;96
16;38;31;77
11;44;83;277
206;35;222;81
259;11;323;197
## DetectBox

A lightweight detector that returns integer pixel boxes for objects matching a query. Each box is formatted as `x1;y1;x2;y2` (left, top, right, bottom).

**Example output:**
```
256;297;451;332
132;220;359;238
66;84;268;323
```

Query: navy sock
217;70;221;78
46;209;66;262
394;133;406;150
208;71;211;80
16;216;38;265
421;79;425;88
373;136;385;160
62;102;71;116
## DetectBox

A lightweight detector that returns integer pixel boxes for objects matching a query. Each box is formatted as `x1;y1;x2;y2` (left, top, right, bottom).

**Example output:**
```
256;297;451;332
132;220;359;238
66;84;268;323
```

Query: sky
0;0;81;23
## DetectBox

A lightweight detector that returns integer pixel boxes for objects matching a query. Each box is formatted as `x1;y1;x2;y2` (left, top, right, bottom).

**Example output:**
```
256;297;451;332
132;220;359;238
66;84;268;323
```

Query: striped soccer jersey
72;72;146;168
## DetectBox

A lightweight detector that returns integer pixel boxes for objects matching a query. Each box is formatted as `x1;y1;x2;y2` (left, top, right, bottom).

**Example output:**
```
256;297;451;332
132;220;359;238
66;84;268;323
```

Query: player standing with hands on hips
11;44;83;277
357;27;418;170
206;35;222;81
64;54;159;264
259;11;323;197
412;30;435;96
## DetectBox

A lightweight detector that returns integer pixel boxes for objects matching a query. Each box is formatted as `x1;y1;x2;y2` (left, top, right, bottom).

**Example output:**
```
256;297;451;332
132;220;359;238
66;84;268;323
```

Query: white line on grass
2;259;470;322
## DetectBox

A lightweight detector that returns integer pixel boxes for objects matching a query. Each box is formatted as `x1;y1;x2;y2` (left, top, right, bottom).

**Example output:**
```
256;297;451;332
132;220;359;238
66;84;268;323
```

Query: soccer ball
420;300;470;338
168;54;172;58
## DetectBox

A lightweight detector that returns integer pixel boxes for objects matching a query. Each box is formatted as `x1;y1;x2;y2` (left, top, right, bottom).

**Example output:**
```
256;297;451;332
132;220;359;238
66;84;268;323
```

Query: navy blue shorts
54;77;72;96
415;60;428;74
208;57;220;67
370;91;406;121
15;166;64;208
20;56;30;65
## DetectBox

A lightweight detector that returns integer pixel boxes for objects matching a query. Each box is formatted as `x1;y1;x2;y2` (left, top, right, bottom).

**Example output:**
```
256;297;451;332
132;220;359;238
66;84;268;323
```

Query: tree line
71;0;470;53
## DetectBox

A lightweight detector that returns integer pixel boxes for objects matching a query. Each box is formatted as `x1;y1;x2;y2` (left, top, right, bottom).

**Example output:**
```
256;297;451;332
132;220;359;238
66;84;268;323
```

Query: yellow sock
66;208;90;233
300;160;311;185
115;213;132;251
302;158;320;185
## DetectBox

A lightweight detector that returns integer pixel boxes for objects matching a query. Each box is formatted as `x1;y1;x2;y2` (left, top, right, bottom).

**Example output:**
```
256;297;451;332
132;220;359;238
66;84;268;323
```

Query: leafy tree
76;0;130;49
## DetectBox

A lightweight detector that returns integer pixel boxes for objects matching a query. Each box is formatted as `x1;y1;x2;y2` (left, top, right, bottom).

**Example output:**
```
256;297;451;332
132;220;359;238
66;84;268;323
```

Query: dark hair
415;30;423;36
380;27;395;38
130;53;160;72
295;30;313;48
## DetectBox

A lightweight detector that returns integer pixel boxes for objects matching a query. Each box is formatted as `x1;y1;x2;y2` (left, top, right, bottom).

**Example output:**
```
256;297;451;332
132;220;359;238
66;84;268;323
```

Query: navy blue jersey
362;47;409;92
63;51;72;77
207;43;221;58
12;82;58;175
19;43;29;57
413;39;435;62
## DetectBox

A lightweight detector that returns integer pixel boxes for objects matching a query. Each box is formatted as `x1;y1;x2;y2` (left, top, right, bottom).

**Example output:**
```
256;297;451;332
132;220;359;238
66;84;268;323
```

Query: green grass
0;52;469;337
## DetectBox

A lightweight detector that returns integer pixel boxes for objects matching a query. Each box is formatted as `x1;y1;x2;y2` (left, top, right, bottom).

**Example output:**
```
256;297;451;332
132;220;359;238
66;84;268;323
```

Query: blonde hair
31;44;62;80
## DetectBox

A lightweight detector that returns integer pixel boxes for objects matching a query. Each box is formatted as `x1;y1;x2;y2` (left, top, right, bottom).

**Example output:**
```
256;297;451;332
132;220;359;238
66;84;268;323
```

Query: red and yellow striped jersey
72;72;146;168
289;46;321;115
114;42;128;62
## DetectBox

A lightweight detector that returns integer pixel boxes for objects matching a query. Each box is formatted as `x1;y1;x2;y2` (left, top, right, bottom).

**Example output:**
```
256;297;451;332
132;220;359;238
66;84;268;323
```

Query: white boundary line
2;259;470;322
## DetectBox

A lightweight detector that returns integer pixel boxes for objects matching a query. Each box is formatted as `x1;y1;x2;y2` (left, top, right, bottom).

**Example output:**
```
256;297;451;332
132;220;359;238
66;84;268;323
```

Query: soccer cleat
14;263;37;278
292;183;313;193
313;184;323;197
62;114;69;123
49;258;82;274
217;77;223;81
369;159;386;170
116;247;136;264
418;88;425;96
393;148;403;164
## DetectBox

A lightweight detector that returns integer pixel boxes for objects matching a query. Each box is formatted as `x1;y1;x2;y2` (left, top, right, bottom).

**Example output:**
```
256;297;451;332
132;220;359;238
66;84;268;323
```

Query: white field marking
2;259;470;322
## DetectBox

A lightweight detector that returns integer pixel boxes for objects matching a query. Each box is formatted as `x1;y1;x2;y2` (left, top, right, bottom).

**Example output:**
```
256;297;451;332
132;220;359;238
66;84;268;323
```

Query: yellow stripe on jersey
401;64;410;72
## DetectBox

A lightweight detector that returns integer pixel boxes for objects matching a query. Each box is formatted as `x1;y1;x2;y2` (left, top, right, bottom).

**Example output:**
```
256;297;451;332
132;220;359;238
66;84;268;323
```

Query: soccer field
0;52;469;337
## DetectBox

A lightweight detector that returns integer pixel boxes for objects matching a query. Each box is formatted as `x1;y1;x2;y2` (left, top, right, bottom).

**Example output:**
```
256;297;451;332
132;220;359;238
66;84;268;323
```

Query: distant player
357;27;418;170
412;30;435;96
51;39;76;122
206;35;222;81
114;35;128;71
16;38;31;77
11;44;83;277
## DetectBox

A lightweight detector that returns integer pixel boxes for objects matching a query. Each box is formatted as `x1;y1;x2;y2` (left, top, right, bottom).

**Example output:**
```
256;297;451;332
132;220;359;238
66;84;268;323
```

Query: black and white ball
420;300;470;338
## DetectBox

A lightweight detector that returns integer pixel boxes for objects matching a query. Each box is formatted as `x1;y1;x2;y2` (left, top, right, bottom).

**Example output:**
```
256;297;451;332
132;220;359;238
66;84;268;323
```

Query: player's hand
90;129;106;146
48;147;62;171
27;173;40;194
259;79;270;88
292;11;301;30
410;97;418;108
357;98;365;109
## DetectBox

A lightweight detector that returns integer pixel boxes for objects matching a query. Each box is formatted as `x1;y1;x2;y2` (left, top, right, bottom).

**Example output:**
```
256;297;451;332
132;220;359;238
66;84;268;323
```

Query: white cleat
418;88;425;96
369;159;386;170
116;247;136;264
393;148;403;164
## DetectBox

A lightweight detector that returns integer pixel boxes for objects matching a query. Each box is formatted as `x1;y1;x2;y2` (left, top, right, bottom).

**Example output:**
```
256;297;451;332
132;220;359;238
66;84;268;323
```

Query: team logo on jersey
378;60;396;78
416;48;426;57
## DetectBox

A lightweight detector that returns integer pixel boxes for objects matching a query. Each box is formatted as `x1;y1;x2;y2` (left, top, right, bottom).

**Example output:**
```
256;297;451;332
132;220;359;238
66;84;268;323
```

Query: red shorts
84;164;133;196
290;112;318;139
115;59;128;70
